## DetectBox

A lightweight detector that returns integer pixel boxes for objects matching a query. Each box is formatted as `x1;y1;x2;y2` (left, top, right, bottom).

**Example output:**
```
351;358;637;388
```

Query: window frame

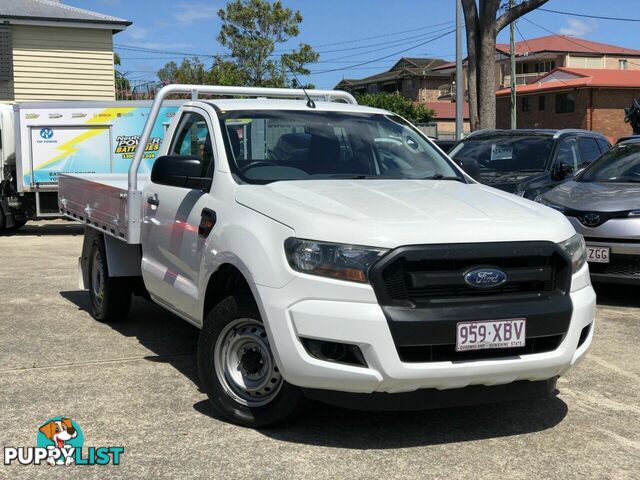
522;97;531;112
168;109;216;180
555;93;576;114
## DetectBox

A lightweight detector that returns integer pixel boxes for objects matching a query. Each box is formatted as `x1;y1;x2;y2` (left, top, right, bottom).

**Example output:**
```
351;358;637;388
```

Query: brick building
496;68;640;141
494;35;640;89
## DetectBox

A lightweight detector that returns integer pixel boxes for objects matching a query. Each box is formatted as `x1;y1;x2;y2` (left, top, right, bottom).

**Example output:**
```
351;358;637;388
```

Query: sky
66;0;640;90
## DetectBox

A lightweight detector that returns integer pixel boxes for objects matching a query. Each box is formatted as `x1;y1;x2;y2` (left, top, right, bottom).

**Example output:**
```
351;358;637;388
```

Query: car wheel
87;235;132;322
197;294;303;428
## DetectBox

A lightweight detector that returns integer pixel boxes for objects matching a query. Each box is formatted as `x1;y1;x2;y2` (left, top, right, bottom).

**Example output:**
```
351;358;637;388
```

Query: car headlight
284;238;388;283
558;233;586;273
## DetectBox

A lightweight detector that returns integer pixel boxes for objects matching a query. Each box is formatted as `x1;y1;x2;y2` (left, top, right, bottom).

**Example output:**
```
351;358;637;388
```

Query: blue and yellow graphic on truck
22;105;179;188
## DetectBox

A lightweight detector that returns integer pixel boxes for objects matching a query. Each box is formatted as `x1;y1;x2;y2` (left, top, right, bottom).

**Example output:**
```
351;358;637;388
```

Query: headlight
558;233;586;273
284;238;388;283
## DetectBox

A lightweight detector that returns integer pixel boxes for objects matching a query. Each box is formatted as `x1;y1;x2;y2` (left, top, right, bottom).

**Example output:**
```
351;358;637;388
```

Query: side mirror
151;155;210;190
553;161;574;180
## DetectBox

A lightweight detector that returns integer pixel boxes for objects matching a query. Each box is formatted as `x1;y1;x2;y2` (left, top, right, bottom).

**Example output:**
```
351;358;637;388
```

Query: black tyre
197;295;303;428
7;218;27;231
87;235;132;322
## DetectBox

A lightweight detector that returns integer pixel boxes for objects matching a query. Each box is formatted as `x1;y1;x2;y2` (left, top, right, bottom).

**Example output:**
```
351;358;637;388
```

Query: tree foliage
217;0;319;87
114;52;130;99
355;92;435;124
461;0;549;130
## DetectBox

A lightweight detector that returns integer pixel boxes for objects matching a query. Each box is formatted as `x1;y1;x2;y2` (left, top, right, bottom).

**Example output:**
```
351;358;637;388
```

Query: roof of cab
201;98;389;115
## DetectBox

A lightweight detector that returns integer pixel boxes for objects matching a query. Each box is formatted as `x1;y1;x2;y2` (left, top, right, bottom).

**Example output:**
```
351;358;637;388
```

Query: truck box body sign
16;103;180;191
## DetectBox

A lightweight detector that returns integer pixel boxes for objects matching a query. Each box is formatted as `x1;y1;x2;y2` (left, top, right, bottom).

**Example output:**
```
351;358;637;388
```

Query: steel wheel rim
91;249;105;308
214;318;283;407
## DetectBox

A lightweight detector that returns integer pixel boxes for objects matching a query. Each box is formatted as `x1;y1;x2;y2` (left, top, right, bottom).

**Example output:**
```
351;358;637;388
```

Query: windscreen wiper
420;174;466;182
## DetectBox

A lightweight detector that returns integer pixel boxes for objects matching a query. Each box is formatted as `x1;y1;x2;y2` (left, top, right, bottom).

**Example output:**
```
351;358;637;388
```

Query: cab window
171;112;214;177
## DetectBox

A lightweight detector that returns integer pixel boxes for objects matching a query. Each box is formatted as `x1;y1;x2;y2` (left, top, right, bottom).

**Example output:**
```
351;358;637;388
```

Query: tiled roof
0;0;130;27
496;34;640;57
336;57;450;88
496;67;640;96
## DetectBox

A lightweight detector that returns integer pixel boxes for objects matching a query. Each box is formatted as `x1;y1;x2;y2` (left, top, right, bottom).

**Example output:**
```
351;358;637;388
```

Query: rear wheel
197;294;302;428
87;236;131;322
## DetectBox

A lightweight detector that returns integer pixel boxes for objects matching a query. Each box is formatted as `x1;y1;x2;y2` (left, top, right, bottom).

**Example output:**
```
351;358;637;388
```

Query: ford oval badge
464;268;507;289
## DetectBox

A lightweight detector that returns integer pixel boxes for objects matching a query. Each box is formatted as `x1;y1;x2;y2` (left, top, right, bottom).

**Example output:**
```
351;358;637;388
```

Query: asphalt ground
0;220;638;479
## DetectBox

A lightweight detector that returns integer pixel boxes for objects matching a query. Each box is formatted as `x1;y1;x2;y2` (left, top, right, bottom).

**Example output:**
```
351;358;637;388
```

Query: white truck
0;101;180;232
58;85;596;427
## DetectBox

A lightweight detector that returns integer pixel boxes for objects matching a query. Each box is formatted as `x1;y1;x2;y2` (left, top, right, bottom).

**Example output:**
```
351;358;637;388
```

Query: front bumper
257;264;595;394
584;239;640;285
568;216;640;284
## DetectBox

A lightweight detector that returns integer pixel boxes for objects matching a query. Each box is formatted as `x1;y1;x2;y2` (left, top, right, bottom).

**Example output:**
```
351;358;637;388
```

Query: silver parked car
538;137;640;284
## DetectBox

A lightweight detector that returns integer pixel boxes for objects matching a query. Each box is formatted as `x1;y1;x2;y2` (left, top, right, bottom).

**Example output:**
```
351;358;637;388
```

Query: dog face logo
36;417;84;465
39;419;77;449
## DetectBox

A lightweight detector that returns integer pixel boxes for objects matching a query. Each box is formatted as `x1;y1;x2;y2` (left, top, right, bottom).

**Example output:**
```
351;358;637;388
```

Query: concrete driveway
0;221;638;479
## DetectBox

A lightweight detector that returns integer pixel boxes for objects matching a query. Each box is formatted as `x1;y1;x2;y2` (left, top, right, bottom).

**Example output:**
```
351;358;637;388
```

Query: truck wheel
197;295;302;428
88;236;131;322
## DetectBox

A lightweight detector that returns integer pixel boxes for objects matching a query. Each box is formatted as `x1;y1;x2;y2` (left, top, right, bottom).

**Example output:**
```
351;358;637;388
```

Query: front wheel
87;236;132;322
197;295;302;428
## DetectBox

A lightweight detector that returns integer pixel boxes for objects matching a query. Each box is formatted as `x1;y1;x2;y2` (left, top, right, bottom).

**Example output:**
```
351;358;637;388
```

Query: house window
556;93;576;113
0;24;12;81
539;95;545;111
522;97;531;112
619;59;628;70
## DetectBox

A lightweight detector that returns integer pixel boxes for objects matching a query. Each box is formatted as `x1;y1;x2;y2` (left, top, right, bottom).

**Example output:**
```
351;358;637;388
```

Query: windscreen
219;110;463;184
449;135;554;172
579;143;640;183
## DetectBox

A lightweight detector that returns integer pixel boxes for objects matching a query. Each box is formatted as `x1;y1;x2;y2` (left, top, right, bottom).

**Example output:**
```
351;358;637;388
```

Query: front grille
589;254;640;276
373;243;569;308
368;242;572;364
398;334;563;363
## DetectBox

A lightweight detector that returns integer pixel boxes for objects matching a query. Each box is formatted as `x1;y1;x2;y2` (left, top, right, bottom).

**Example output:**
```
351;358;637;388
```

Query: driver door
141;107;218;319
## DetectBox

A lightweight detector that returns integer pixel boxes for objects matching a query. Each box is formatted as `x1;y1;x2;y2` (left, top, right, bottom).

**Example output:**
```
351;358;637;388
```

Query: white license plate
456;318;526;352
587;246;610;263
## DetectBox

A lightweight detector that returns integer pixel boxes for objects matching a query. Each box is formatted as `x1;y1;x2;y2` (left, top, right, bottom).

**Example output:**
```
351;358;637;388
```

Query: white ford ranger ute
58;85;596;427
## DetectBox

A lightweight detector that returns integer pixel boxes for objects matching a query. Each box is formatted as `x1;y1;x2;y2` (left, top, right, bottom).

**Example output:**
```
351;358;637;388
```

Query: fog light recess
300;338;367;367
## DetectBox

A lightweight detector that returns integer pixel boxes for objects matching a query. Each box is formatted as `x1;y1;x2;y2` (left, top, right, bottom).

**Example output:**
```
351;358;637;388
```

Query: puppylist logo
3;417;124;466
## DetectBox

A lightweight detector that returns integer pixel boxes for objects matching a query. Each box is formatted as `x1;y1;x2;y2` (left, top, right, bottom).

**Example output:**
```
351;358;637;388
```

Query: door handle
199;209;216;238
147;194;159;207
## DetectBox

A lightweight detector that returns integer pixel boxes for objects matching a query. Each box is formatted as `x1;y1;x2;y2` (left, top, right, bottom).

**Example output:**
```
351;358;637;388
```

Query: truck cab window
171;112;214;177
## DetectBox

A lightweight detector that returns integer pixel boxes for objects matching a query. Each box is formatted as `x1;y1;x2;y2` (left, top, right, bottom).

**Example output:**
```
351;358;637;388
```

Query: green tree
157;57;211;85
114;52;130;99
355;92;435;124
217;0;319;87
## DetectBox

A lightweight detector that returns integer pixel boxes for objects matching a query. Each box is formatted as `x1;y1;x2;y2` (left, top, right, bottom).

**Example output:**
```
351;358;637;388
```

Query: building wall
496;88;640;141
603;55;640;70
0;25;116;101
496;90;589;131
435;119;471;139
417;78;443;103
591;88;640;140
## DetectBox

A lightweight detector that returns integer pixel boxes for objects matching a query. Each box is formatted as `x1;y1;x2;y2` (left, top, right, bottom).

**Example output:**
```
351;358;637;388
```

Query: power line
272;20;456;53
307;28;455;76
538;8;640;22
